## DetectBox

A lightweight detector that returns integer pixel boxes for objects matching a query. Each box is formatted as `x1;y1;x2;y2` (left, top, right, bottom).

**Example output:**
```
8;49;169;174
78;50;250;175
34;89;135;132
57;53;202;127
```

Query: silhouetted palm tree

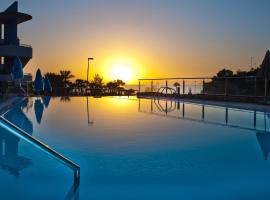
115;79;125;95
106;81;116;94
173;82;180;94
75;79;87;94
60;70;74;87
44;72;65;88
91;74;103;88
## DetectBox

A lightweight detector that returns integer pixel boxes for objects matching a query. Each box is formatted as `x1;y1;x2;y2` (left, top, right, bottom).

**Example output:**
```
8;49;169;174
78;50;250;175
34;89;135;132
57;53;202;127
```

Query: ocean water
0;96;270;199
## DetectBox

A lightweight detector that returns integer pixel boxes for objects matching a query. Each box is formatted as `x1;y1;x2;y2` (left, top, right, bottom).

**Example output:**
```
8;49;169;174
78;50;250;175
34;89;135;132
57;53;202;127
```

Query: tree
173;82;180;95
115;79;125;95
75;79;87;94
44;72;65;88
91;74;103;88
216;69;233;77
60;70;75;87
105;79;125;94
106;81;117;94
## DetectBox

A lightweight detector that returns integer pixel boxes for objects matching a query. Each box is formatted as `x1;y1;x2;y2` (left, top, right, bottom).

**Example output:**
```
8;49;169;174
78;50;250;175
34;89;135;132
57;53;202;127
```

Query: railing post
183;80;185;94
182;103;185;117
202;104;205;120
151;99;153;112
166;80;168;94
138;80;141;93
202;79;205;95
165;100;168;114
151;80;153;92
225;107;228;124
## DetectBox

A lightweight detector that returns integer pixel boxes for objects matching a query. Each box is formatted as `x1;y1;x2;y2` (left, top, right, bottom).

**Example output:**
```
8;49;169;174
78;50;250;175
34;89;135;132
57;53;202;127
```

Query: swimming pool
0;96;270;199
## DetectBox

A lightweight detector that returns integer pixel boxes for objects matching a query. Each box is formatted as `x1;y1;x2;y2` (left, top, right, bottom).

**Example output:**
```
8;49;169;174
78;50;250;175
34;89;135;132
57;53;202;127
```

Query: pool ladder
0;116;80;183
153;87;176;99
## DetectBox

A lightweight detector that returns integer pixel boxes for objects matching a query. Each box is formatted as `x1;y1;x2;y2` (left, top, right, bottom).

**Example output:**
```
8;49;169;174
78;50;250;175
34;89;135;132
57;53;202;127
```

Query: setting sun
111;64;132;82
99;56;144;84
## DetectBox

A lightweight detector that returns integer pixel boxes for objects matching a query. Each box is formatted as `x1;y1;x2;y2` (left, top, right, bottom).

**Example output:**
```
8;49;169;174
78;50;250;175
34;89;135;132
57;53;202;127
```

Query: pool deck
138;94;270;113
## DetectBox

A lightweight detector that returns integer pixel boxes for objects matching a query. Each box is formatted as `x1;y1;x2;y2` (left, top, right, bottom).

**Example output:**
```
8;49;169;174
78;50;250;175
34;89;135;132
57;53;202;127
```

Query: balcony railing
20;43;32;48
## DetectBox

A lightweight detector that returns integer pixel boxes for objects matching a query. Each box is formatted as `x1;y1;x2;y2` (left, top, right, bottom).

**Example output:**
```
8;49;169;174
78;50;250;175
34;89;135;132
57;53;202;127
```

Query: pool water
0;97;270;199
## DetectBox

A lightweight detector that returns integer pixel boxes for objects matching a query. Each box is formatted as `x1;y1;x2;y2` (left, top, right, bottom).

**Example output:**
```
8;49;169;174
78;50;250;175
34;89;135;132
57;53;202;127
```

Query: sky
1;0;270;84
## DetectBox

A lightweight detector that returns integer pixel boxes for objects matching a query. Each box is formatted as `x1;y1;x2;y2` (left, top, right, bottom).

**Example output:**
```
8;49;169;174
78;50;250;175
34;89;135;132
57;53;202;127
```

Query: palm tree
106;81;116;94
92;74;103;88
115;79;125;95
75;79;86;95
173;82;180;95
44;72;65;89
60;70;75;88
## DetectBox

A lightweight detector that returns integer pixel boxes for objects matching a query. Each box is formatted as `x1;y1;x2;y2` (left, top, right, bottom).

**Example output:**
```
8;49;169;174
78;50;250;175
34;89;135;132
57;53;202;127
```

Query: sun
101;56;143;84
111;63;133;83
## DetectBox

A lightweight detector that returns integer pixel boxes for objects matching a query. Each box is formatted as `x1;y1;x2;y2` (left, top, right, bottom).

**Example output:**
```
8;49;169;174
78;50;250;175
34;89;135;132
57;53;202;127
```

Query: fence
138;76;269;99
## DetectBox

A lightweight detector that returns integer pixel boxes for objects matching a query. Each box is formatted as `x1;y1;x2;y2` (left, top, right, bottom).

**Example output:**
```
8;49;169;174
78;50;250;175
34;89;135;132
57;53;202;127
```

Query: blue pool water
0;97;270;199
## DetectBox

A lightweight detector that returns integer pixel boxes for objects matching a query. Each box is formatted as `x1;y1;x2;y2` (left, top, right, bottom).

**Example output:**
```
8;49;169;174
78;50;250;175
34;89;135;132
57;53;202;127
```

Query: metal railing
138;98;270;133
138;76;269;99
0;116;80;183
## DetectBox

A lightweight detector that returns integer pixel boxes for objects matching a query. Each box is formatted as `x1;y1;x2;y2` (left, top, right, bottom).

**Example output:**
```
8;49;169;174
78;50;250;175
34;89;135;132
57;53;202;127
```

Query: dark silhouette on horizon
44;71;135;96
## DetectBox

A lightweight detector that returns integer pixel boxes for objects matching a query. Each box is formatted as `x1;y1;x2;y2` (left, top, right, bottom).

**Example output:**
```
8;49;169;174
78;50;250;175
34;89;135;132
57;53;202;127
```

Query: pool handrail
0;116;80;182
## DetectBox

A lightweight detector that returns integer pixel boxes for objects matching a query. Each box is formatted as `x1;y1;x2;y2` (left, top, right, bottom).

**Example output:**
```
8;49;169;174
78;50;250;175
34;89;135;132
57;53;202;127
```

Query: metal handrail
139;76;256;81
0;116;80;182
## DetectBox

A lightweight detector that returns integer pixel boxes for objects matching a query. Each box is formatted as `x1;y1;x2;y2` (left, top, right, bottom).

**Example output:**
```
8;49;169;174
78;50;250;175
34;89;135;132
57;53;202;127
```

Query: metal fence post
138;80;141;93
183;80;185;94
202;104;205;120
166;80;168;94
225;107;228;124
202;79;205;95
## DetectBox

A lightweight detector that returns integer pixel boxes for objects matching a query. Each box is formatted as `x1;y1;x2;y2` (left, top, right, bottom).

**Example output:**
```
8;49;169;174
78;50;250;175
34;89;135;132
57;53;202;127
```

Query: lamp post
87;57;94;83
86;57;94;125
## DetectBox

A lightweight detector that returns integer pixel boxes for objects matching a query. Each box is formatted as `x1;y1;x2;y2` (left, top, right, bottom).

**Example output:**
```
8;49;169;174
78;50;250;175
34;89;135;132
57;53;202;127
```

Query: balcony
0;44;32;57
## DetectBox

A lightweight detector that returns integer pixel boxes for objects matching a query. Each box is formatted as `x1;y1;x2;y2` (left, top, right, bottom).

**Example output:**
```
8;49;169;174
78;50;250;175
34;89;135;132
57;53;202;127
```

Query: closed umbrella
256;131;270;160
44;76;52;92
34;99;44;124
257;50;270;79
12;57;24;80
257;50;270;98
34;69;44;93
4;99;33;134
42;96;51;108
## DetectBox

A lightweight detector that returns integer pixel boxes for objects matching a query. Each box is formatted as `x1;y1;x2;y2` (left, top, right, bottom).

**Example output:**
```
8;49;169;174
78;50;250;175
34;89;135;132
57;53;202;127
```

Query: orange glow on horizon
97;56;144;84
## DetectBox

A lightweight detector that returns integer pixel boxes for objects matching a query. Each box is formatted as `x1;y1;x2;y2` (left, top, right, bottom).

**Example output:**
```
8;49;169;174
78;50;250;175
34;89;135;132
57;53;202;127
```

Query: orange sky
3;0;269;84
